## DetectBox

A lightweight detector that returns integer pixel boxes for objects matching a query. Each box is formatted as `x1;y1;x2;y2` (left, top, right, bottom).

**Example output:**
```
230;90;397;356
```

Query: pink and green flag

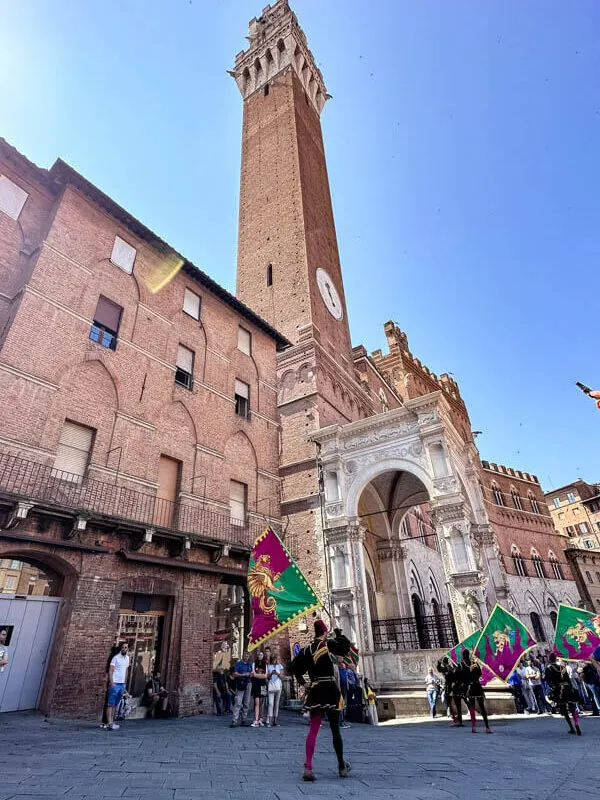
473;604;536;680
552;603;600;661
446;630;494;685
247;527;320;651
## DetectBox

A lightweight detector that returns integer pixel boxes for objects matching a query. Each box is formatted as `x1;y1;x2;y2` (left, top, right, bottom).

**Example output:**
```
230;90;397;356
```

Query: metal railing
0;450;268;548
372;613;457;652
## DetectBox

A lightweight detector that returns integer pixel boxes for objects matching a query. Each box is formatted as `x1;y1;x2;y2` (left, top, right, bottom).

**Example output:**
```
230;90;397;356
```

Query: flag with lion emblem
247;527;320;651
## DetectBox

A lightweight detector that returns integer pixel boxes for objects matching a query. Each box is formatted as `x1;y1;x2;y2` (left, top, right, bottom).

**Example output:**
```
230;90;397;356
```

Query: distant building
545;479;600;550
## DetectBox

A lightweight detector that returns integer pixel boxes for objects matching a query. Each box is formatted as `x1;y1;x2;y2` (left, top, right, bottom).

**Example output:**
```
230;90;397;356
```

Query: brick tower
231;1;373;603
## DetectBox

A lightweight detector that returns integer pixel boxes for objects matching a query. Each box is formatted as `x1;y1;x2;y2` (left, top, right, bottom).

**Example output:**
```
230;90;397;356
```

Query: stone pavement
0;710;598;800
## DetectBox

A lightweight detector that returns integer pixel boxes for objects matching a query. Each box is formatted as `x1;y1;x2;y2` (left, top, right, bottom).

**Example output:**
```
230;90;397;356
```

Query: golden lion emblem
249;554;283;615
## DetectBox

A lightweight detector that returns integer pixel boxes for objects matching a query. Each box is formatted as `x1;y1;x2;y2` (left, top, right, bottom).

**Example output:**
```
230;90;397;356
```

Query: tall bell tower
232;0;354;366
232;2;374;607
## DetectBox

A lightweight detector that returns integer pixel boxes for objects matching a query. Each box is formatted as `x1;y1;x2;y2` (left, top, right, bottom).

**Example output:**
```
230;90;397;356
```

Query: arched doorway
0;556;62;712
412;593;428;648
530;611;546;643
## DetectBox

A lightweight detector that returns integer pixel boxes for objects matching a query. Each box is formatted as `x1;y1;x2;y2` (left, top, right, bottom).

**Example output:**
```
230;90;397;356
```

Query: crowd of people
431;645;600;737
211;637;378;731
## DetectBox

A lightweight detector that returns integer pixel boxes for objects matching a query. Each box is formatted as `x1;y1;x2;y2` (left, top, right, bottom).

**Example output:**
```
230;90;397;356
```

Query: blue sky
1;0;598;491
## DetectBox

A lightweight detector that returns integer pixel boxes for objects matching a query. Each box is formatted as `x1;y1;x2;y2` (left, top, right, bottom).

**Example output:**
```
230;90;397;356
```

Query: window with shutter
90;296;122;350
110;236;136;273
237;326;251;355
235;379;250;418
229;480;247;526
52;421;95;482
0;175;29;220
183;288;201;320
175;345;194;390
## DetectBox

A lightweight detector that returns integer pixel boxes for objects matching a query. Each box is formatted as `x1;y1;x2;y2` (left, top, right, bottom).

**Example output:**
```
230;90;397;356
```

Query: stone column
376;540;410;618
325;521;374;653
431;502;487;641
471;522;508;609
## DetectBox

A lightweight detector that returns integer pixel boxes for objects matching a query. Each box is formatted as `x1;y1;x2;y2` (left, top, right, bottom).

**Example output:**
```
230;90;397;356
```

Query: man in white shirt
105;642;130;730
0;628;9;672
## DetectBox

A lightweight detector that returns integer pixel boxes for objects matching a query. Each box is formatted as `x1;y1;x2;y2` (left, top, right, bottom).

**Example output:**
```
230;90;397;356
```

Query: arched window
530;611;546;642
266;263;273;286
550;610;558;628
529;493;540;514
416;509;426;545
492;485;504;506
511;489;523;511
400;515;410;539
531;549;546;579
512;545;527;577
548;551;563;580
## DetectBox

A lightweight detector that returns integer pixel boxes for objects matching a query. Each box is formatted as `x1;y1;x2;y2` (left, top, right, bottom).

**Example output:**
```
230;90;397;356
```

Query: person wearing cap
290;619;353;782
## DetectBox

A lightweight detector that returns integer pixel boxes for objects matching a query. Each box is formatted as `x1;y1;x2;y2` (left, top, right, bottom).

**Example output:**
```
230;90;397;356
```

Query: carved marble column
471;523;508;608
325;521;374;653
376;539;410;618
431;502;487;640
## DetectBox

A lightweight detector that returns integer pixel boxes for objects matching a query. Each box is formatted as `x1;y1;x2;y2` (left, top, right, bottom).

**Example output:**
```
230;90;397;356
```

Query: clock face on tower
316;268;343;321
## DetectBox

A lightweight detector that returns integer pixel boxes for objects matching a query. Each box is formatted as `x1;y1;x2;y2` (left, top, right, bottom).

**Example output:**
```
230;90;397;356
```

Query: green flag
552;603;600;661
473;604;536;680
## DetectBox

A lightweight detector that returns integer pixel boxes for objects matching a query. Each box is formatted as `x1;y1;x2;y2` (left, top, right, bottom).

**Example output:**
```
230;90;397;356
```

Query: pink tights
305;713;322;769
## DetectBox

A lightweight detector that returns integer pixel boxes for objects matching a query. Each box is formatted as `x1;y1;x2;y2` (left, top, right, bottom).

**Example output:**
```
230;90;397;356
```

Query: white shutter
235;379;249;399
237;326;251;355
229;480;247;526
177;345;194;373
0;175;28;220
183;289;201;319
110;236;136;273
53;421;94;481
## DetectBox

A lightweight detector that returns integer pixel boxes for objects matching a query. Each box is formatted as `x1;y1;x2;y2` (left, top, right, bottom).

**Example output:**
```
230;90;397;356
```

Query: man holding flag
246;527;354;782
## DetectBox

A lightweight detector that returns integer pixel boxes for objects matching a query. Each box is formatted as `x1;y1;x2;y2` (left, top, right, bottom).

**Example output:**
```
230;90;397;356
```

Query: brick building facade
545;480;600;612
0;138;287;717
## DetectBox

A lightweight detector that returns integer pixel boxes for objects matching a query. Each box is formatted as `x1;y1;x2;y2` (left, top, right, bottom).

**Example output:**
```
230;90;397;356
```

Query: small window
553;497;561;509
596;571;600;583
52;420;95;482
597;522;600;532
579;522;589;534
584;539;594;549
175;344;194;390
229;480;247;526
183;288;201;320
238;327;252;356
3;575;17;592
264;83;270;96
586;571;593;583
532;555;546;579
552;561;564;580
266;263;273;287
530;496;540;514
0;174;29;220
110;235;136;274
567;491;576;504
493;487;504;506
235;379;250;418
512;547;527;577
90;296;122;350
512;492;523;511
10;560;22;570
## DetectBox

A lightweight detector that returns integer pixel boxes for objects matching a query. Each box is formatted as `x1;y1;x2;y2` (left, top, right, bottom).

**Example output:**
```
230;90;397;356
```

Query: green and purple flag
473;604;536;680
446;630;494;685
247;527;320;651
552;603;600;661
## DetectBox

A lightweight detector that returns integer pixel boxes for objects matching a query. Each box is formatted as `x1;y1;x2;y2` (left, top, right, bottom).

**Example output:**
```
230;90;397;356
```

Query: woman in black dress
250;650;268;727
290;620;352;782
545;653;582;735
461;649;492;734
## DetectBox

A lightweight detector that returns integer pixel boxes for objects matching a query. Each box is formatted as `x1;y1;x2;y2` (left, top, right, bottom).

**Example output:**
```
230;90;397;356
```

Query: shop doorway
0;559;62;712
115;593;169;699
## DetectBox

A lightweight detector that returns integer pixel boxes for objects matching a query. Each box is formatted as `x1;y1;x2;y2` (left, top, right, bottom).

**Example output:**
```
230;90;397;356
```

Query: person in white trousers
266;653;284;726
